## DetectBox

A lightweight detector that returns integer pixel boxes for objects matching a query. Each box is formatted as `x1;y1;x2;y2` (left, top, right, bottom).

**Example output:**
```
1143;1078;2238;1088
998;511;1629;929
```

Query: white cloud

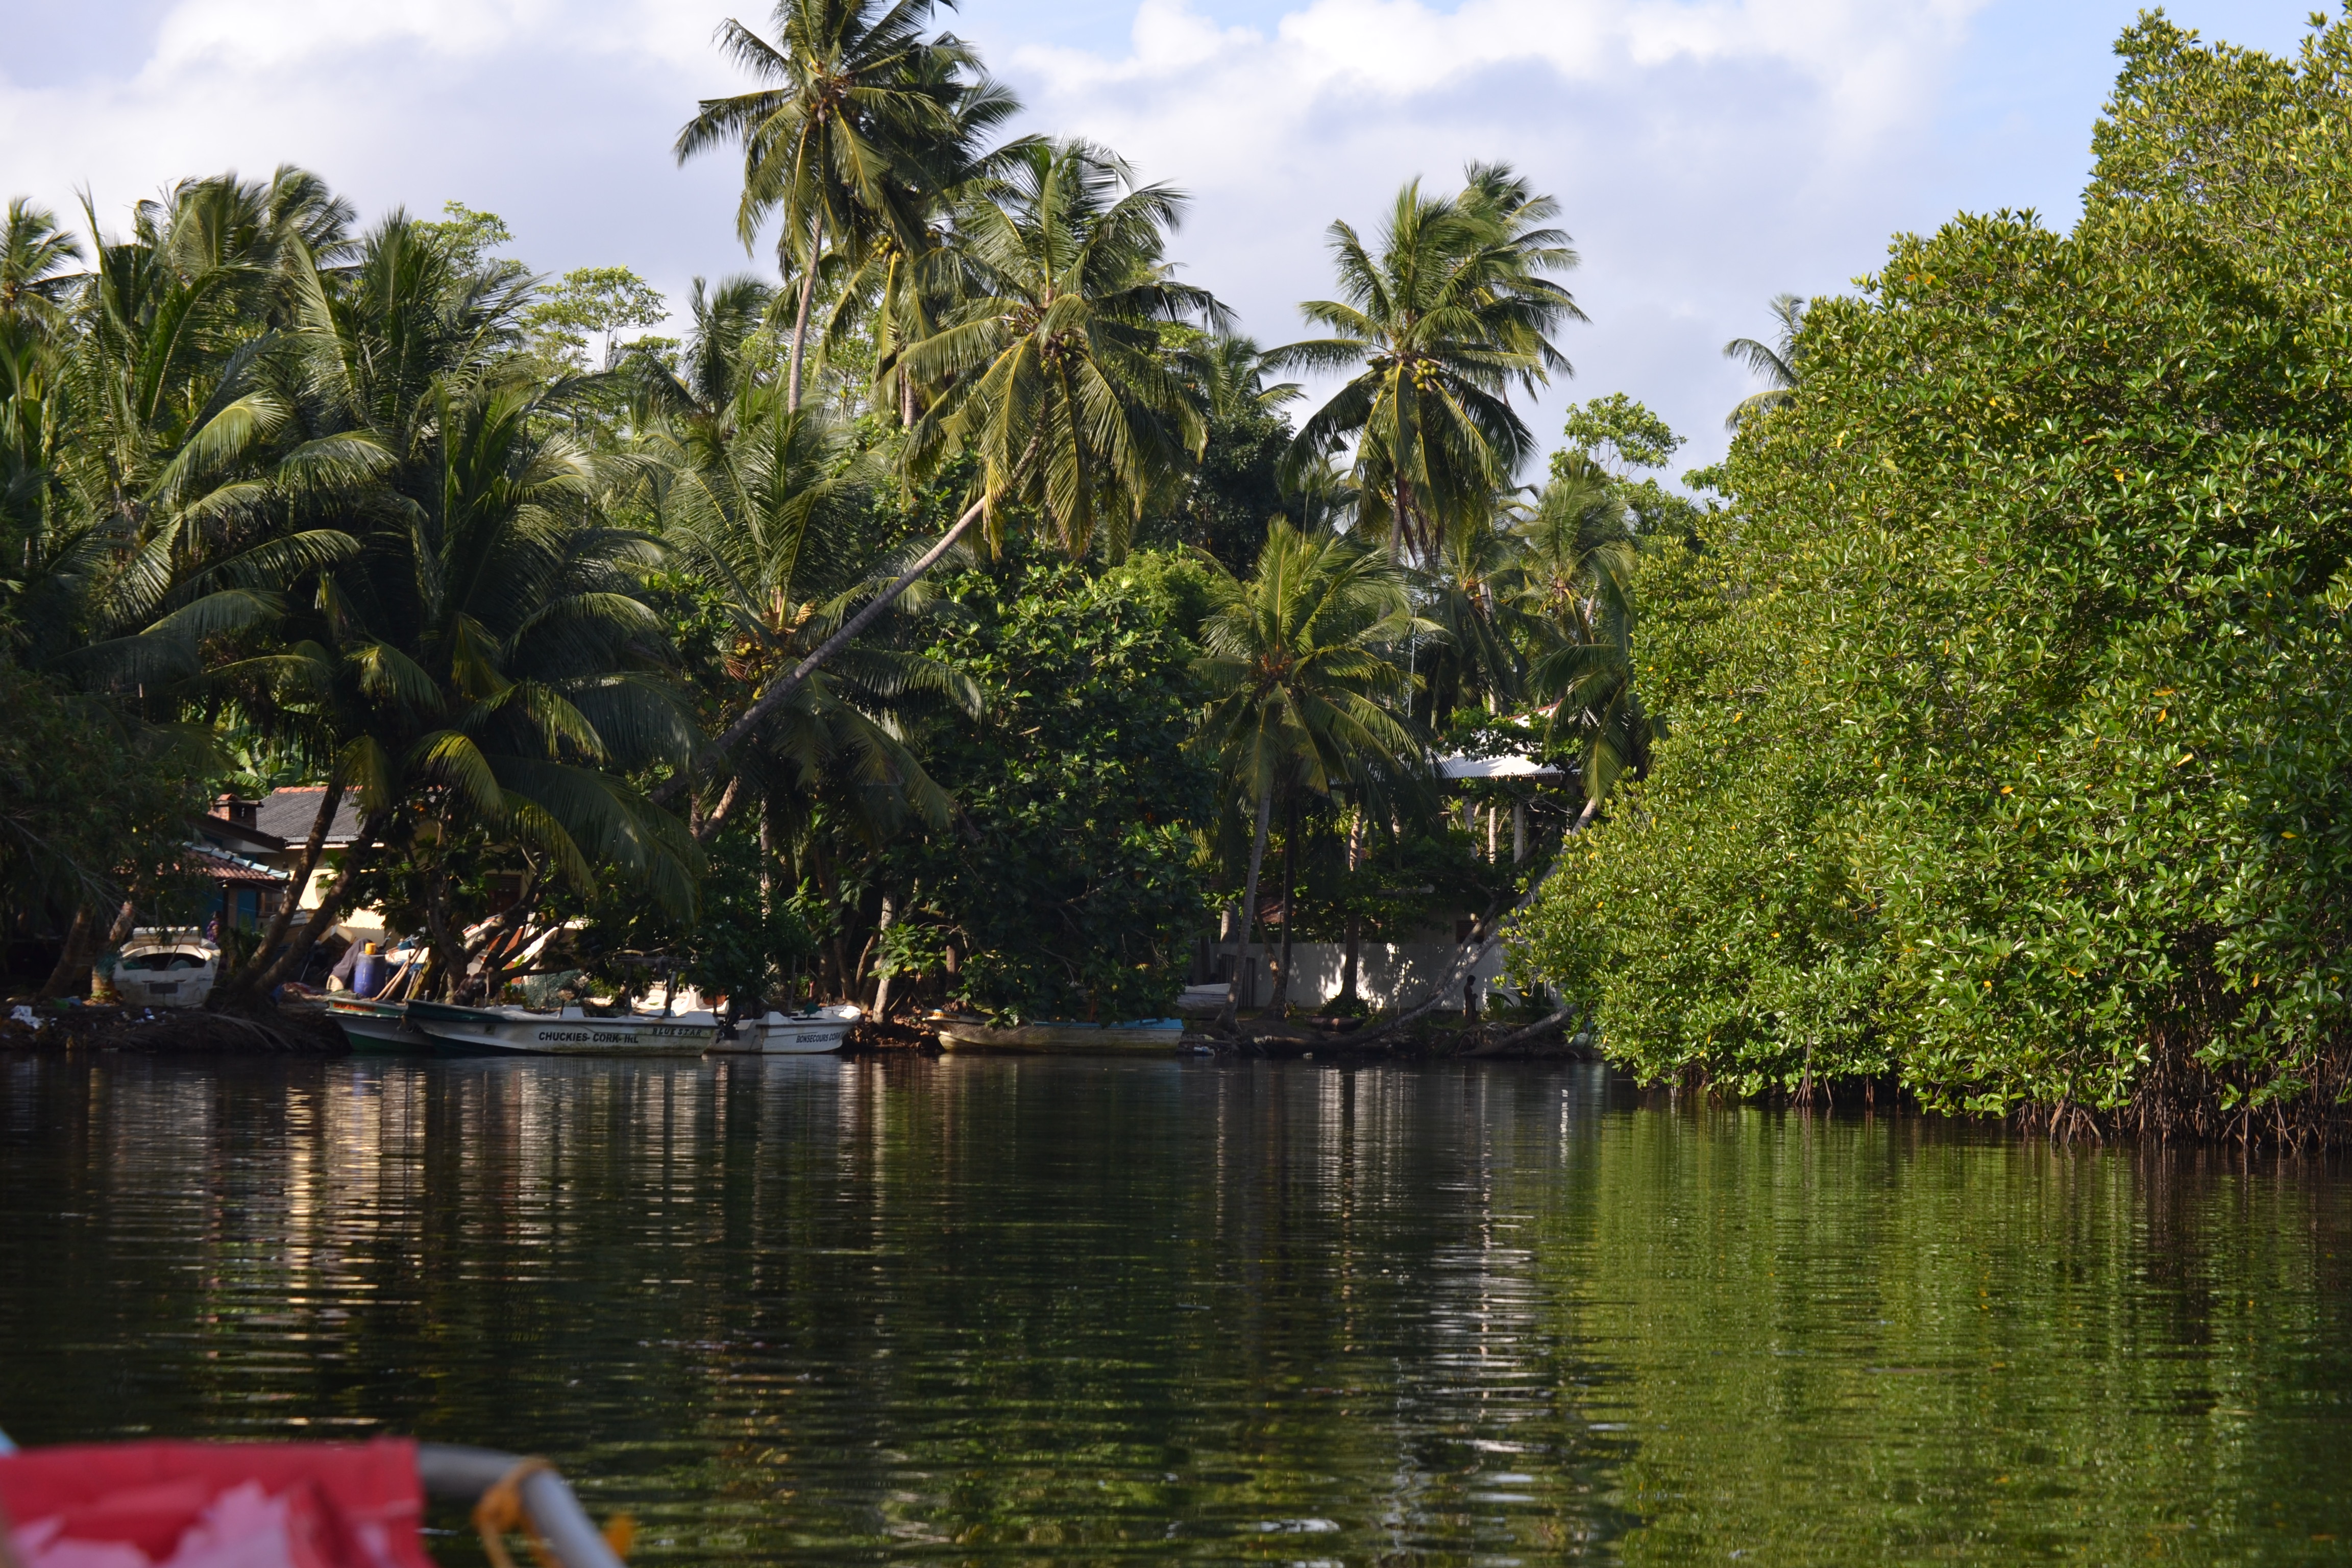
0;0;756;329
960;0;1996;471
2;0;2091;472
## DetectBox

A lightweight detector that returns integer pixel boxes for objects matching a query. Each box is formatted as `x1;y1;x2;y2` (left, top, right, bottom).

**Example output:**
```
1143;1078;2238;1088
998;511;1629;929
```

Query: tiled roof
188;842;290;886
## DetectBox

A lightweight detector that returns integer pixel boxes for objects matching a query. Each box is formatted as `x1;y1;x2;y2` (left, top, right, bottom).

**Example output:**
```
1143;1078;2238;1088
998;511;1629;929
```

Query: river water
2;1054;2348;1564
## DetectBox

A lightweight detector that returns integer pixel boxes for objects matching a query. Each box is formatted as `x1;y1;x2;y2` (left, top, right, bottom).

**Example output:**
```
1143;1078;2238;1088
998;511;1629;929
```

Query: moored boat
407;999;719;1056
934;1017;1185;1054
327;995;432;1053
708;1004;863;1055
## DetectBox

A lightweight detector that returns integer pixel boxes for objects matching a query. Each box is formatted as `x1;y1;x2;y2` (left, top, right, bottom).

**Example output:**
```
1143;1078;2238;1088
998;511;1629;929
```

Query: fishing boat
706;1003;864;1055
933;1016;1185;1054
405;999;862;1057
327;994;432;1053
406;999;719;1056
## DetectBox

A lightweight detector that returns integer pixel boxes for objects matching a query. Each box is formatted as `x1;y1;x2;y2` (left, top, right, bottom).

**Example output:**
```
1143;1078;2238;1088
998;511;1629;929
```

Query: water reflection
2;1054;2348;1564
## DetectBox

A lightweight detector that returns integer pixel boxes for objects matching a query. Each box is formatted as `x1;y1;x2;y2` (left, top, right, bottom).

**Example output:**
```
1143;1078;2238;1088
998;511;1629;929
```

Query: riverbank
2;998;348;1054
2;992;1590;1062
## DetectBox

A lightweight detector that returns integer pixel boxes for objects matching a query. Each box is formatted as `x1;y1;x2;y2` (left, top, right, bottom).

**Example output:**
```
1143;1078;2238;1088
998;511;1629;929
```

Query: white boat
407;999;718;1055
110;930;219;1009
708;1004;863;1055
327;995;432;1052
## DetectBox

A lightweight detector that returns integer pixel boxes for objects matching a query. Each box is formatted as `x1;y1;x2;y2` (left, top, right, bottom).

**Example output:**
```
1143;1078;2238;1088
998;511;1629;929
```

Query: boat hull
407;1000;716;1056
327;999;431;1053
935;1021;1184;1054
708;1011;860;1055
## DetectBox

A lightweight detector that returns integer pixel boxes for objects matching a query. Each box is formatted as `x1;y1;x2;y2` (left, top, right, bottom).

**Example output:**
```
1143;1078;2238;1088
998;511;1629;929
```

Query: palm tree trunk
1339;810;1362;1006
871;894;897;1019
786;211;825;411
220;778;344;1004
1269;797;1298;1013
1216;784;1274;1031
243;814;384;1002
1340;913;1361;1007
39;905;97;1000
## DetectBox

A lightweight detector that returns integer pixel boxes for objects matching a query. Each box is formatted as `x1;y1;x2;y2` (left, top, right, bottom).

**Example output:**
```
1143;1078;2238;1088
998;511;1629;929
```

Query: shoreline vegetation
5;7;2351;1145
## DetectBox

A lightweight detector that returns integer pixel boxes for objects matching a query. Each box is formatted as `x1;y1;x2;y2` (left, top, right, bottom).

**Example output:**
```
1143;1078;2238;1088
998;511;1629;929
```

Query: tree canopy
1518;13;2352;1141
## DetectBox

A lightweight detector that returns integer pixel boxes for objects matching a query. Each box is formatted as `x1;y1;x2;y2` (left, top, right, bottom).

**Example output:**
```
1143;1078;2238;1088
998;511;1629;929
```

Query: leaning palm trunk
667;436;1041;803
678;491;987;790
1217;785;1275;1030
217;778;346;1007
40;906;99;1001
243;814;385;1001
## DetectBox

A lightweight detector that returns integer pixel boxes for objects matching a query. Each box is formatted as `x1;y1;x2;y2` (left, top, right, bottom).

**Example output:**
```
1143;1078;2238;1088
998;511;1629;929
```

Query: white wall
1216;941;1529;1013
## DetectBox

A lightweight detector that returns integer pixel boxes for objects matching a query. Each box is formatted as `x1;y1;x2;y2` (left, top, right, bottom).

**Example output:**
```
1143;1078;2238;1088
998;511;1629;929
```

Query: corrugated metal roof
1436;754;1564;780
258;787;363;846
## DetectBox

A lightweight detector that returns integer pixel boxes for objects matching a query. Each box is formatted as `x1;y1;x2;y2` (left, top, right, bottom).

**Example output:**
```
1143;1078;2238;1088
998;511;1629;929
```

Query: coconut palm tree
1192;522;1430;1024
1179;332;1302;422
678;137;1225;782
208;212;697;1001
673;0;990;409
1723;292;1806;428
217;372;699;1002
0;204;81;545
647;366;971;844
1509;459;1651;824
815;60;1030;426
906;137;1224;560
1411;494;1533;728
1274;162;1582;561
0;200;84;333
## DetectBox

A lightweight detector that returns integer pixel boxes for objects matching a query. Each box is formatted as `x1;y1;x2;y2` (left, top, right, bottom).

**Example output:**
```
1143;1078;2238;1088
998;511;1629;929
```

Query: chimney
212;794;258;828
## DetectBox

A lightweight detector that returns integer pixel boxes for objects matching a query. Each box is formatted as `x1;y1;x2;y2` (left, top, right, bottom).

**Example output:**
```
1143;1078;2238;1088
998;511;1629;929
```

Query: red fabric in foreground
0;1440;433;1568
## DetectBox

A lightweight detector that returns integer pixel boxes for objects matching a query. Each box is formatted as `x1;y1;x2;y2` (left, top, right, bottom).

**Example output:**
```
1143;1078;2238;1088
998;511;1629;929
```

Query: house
254;788;391;946
1435;752;1564;865
184;790;389;949
189;798;292;935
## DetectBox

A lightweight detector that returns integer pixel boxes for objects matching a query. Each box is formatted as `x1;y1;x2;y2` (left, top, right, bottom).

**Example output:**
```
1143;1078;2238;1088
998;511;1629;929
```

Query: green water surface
1;1054;2348;1564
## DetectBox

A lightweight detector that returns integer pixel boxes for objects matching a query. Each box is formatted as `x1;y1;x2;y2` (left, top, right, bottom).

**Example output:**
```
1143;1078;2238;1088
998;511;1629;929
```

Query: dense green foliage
1522;16;2352;1135
883;550;1215;1022
0;664;204;929
0;0;1666;1049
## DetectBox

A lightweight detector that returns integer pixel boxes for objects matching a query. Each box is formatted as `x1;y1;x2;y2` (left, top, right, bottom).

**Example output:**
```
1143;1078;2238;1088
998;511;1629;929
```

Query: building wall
1216;940;1527;1012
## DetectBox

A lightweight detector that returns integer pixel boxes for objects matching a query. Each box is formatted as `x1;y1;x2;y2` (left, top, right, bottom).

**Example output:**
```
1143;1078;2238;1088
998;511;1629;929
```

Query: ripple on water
3;1053;2350;1564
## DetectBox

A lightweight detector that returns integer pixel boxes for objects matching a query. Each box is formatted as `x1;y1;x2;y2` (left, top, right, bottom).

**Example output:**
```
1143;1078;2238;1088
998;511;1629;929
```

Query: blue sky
0;0;2316;475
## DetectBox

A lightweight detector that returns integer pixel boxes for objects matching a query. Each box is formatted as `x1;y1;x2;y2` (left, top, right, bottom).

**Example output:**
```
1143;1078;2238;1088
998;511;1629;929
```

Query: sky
0;0;2319;477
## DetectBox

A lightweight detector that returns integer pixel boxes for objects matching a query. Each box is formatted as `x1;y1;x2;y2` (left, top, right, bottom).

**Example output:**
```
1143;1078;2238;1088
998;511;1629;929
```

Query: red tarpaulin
0;1440;434;1568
